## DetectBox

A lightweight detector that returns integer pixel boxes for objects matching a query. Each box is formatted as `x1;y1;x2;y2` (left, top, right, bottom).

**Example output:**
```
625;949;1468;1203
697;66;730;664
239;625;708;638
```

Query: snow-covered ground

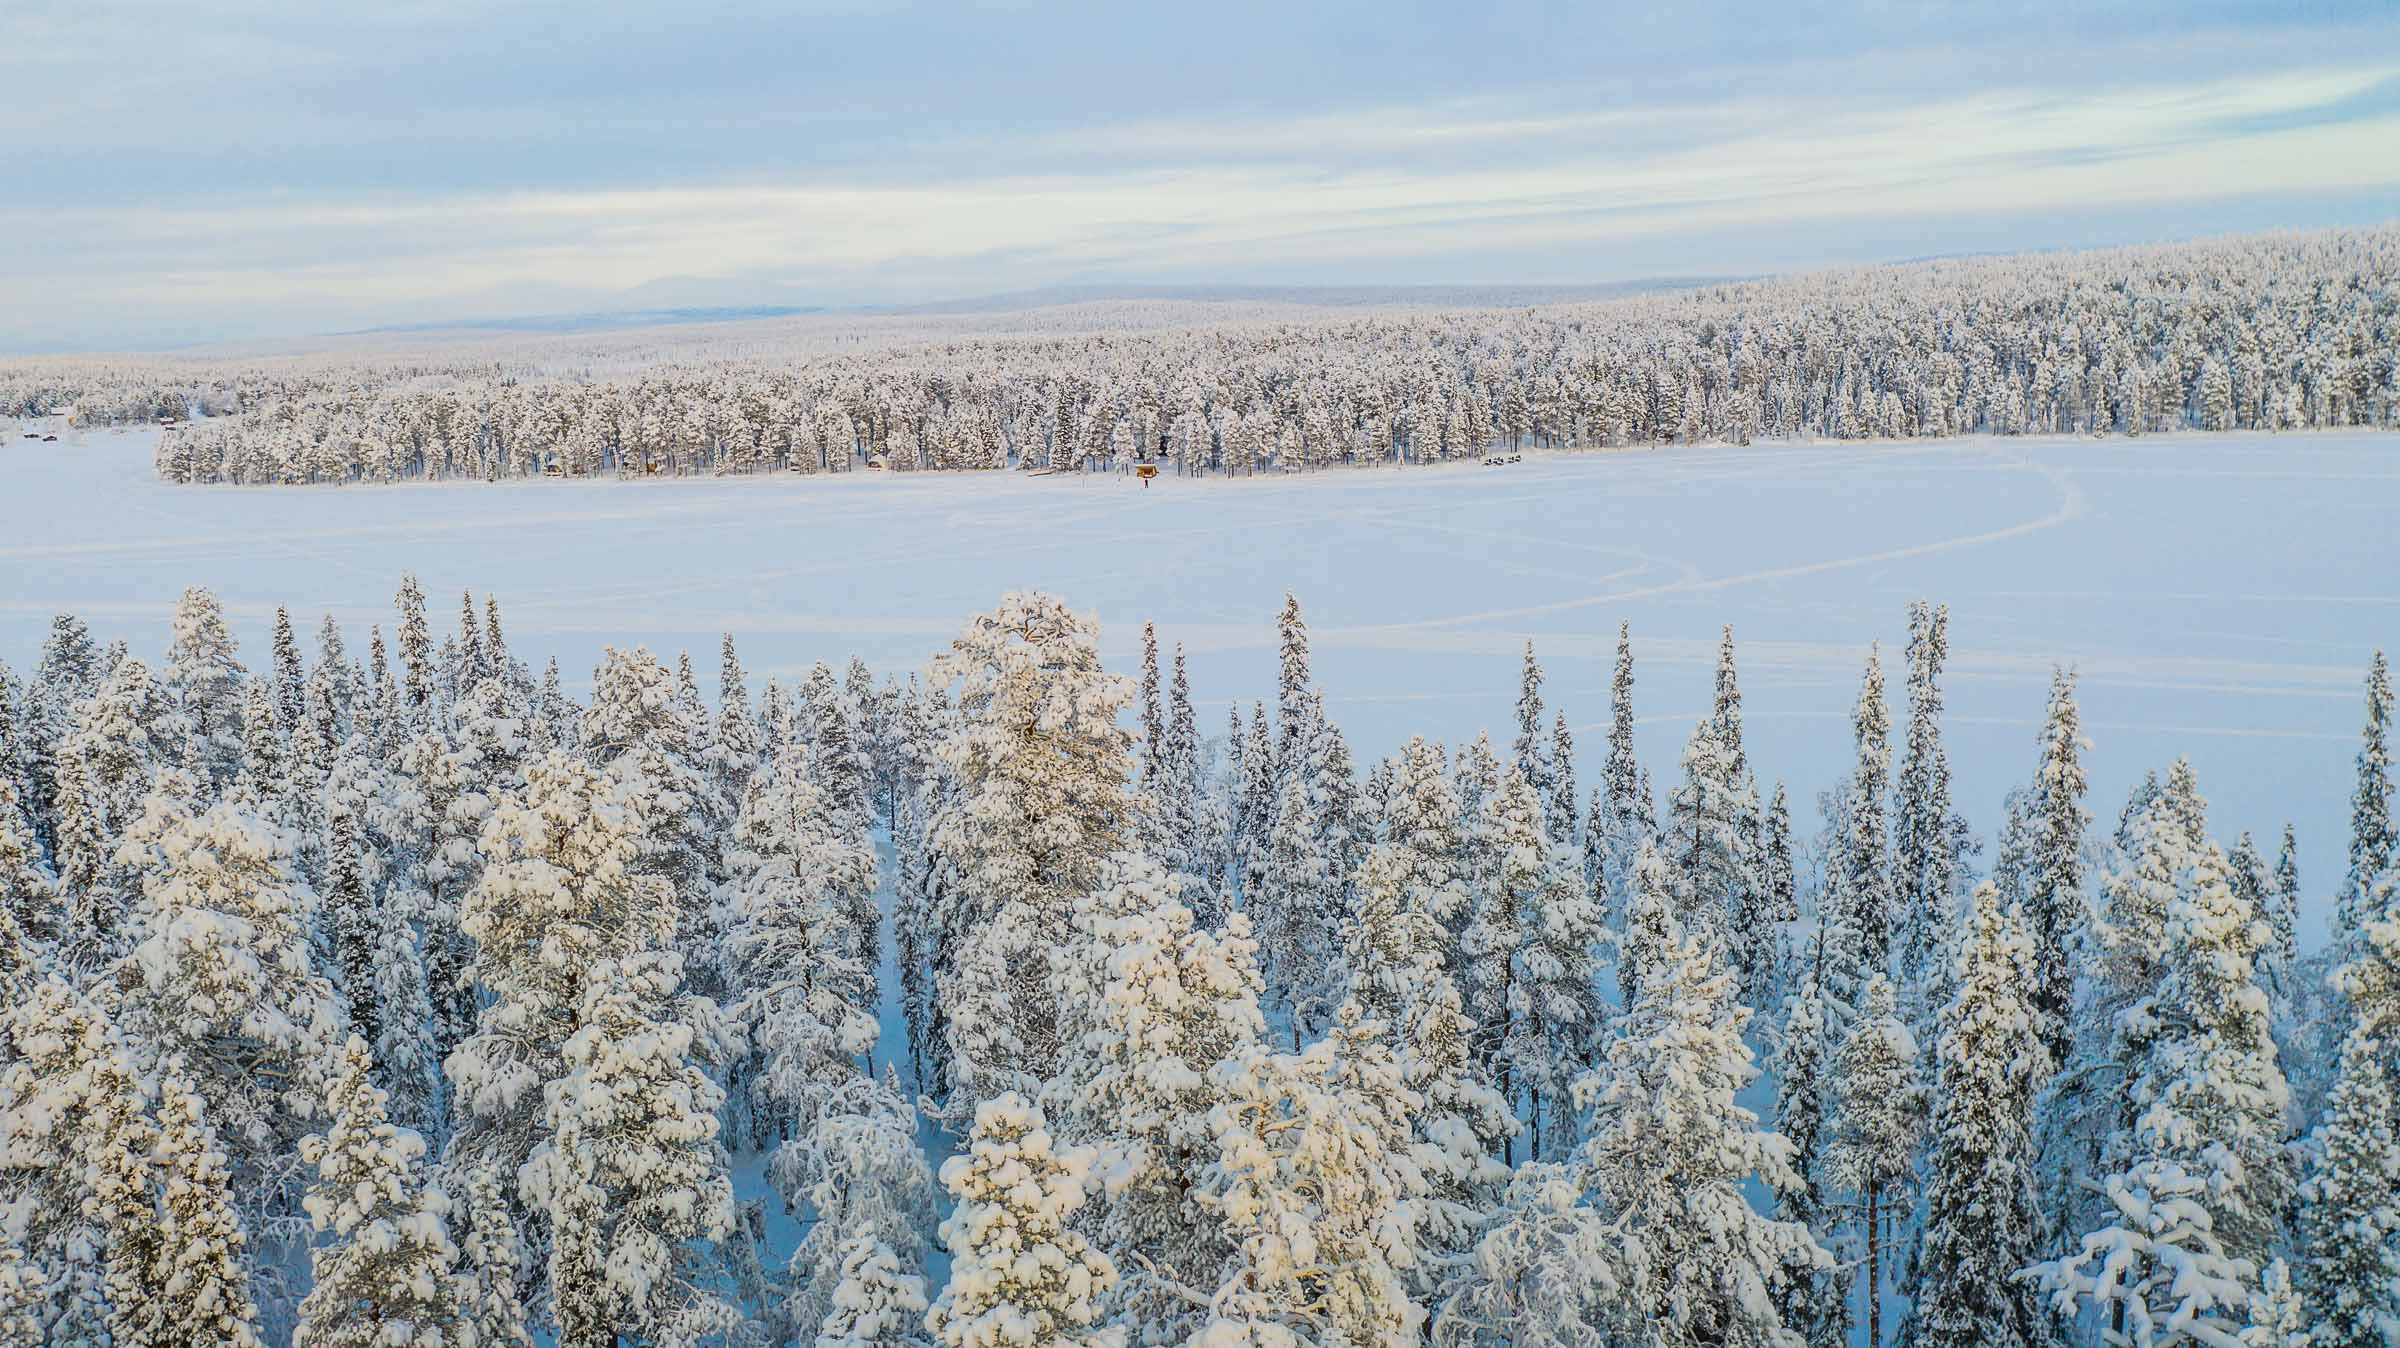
5;423;2393;939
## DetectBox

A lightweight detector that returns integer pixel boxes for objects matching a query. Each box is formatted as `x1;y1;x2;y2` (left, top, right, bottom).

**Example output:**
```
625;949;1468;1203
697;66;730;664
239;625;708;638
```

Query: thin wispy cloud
3;1;2395;349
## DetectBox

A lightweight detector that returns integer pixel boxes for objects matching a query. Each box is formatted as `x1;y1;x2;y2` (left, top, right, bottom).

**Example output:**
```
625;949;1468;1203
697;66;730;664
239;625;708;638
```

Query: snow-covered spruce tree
711;633;761;810
164;585;248;788
1573;912;1828;1348
1139;620;1166;783
1508;845;1603;1162
1618;840;1677;1000
293;1037;469;1348
110;789;342;1266
2262;824;2301;1013
924;1093;1117;1348
145;1059;267;1348
0;774;53;960
21;613;101;854
1195;1004;1429;1344
2297;1023;2400;1347
1769;972;1850;1348
1254;754;1344;1048
722;757;880;1138
456;1163;536;1348
1601;621;1644;904
1041;853;1266;1333
1338;842;1513;1293
520;947;737;1347
2338;649;2395;963
1711;624;1749;781
1893;601;1962;1012
1547;711;1578;852
1756;783;1800;1008
1234;702;1277;902
1826;975;1925;1348
1153;643;1207;889
925;593;1136;1112
1512;641;1553;811
2035;833;2295;1345
794;660;876;831
1906;884;2053;1348
1462;765;1544;1133
1275;592;1312;786
2025;667;2091;1067
1667;713;1764;1005
0;976;163;1344
1824;647;1893;1004
1380;735;1470;945
270;606;305;738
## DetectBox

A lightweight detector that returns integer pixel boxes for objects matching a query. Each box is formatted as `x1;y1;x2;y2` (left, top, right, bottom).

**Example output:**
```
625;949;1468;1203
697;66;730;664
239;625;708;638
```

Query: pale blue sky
6;1;2398;350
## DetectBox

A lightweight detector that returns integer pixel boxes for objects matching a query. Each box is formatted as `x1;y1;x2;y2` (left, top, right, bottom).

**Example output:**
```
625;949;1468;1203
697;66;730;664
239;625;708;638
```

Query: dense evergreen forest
0;579;2389;1346
2;228;2394;486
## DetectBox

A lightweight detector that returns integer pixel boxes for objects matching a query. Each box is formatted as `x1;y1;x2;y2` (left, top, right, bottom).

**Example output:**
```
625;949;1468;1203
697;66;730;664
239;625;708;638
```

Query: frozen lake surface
5;424;2394;940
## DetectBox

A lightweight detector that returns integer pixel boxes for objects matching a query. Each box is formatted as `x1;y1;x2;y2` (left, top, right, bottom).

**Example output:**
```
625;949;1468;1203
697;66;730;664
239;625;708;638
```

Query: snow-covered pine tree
1153;642;1206;890
1194;1005;1429;1344
447;750;671;1190
1827;975;1925;1348
1906;883;2053;1348
1602;622;1642;884
1254;766;1341;1049
1039;853;1264;1330
1429;1162;1620;1347
924;1093;1117;1348
773;1074;940;1341
2025;667;2091;1067
164;585;248;787
584;645;728;986
145;1060;267;1348
795;660;875;829
1619;840;1677;1000
520;946;736;1347
2296;1023;2400;1347
1574;909;1828;1347
925;593;1136;1111
0;976;162;1344
818;1234;933;1348
2036;828;2295;1345
292;1037;468;1348
110;790;343;1267
21;614;101;854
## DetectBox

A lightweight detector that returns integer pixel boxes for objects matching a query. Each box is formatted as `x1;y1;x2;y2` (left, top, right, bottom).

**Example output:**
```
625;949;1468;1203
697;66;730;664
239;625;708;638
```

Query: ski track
5;422;2396;936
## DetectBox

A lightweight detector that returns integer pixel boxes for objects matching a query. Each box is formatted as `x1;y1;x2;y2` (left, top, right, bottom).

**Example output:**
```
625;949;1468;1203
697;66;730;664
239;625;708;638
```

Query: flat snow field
5;425;2394;938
